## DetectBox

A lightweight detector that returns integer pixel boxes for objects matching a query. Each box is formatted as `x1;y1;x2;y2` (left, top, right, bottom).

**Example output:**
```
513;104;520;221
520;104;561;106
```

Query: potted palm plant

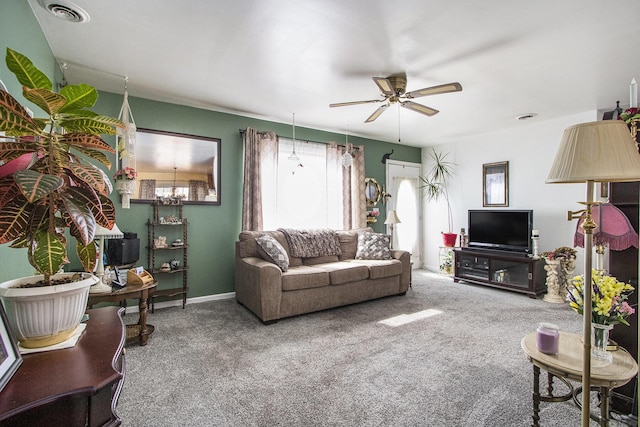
420;149;457;247
0;48;122;348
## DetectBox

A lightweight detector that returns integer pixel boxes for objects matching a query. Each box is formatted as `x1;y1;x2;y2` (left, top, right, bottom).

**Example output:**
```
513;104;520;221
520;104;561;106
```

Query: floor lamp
91;223;124;294
384;210;401;249
546;120;640;426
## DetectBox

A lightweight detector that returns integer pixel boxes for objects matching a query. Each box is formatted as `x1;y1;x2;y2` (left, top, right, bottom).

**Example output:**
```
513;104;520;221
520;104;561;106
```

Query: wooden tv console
453;248;546;298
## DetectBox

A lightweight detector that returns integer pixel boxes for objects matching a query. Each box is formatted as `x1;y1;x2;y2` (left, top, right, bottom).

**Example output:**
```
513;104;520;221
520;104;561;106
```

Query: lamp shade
546;121;640;183
384;210;401;225
95;223;123;239
574;203;639;250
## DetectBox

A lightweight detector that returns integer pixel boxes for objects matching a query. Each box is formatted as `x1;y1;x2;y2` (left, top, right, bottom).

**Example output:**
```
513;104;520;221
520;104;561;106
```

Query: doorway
386;160;422;267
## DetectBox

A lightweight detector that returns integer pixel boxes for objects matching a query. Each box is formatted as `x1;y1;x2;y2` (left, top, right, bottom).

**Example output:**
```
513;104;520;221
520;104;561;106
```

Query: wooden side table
87;280;157;346
521;331;638;426
0;307;126;426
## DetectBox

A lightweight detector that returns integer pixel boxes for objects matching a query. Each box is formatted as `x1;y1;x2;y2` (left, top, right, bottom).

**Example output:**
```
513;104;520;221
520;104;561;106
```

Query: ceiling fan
329;73;462;123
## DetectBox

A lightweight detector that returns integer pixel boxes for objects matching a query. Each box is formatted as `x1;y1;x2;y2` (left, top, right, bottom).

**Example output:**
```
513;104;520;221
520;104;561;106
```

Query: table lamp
546;120;640;426
384;210;401;249
574;202;639;272
91;223;124;294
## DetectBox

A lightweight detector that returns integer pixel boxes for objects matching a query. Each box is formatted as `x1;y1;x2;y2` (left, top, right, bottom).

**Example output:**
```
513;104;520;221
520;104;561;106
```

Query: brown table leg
137;288;152;346
532;364;541;427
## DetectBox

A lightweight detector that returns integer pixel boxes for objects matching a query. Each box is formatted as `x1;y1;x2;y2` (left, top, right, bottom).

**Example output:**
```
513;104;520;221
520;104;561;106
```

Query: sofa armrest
391;250;411;292
235;254;283;323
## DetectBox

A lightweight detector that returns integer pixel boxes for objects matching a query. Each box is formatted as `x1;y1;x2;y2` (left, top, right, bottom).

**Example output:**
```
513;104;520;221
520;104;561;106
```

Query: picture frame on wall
0;303;22;393
483;161;509;207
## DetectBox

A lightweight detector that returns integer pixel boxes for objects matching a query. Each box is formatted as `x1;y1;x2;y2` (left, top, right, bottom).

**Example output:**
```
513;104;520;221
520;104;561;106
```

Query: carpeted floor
118;270;635;426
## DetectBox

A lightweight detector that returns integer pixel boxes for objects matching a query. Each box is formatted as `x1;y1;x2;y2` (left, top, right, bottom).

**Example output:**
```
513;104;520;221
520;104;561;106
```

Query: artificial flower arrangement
620;107;640;124
366;210;380;217
114;166;137;180
567;269;635;326
540;246;577;261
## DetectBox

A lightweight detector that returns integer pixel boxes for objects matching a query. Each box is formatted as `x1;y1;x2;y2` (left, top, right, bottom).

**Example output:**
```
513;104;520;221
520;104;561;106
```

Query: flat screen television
467;210;533;254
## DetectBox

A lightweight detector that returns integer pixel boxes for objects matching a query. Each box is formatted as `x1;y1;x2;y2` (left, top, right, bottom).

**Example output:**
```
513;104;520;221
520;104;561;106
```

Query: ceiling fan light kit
330;72;462;123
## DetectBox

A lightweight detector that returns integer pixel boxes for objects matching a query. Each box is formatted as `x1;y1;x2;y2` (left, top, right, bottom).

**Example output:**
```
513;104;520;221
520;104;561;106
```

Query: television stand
453;248;546;298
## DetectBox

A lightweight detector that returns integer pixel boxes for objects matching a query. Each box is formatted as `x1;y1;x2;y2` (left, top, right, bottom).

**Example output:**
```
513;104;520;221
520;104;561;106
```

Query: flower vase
115;179;136;209
543;259;564;303
591;322;613;364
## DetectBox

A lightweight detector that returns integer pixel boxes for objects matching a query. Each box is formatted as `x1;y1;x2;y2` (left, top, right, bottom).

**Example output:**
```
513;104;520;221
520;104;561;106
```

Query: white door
386;160;422;267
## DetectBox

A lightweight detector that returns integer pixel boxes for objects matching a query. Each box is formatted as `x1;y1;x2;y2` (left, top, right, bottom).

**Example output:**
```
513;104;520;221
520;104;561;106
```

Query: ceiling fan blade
372;77;395;96
329;99;382;108
401;101;439;117
365;104;390;123
404;82;462;99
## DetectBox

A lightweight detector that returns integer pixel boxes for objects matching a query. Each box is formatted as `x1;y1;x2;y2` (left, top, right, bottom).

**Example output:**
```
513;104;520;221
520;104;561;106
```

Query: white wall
422;110;600;275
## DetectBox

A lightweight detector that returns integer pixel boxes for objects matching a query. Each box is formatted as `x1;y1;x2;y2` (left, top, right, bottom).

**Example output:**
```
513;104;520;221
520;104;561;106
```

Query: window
262;138;344;230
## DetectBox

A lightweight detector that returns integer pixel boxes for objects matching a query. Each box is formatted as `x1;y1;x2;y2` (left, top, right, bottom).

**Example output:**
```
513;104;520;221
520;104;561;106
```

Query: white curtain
257;138;365;230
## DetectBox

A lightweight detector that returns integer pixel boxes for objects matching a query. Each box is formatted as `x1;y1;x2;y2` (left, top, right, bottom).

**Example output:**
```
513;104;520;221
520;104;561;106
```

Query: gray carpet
118;270;635;426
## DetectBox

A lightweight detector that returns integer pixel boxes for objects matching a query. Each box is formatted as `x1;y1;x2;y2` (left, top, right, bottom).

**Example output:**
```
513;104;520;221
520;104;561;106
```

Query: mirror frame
365;177;381;207
130;128;221;205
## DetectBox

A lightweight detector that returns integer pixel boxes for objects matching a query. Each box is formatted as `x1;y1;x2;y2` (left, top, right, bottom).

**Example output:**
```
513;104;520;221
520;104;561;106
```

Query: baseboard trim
122;292;236;315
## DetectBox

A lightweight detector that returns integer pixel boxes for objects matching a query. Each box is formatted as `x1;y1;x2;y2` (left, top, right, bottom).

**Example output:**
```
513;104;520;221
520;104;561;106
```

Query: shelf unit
453;248;546;298
147;200;188;310
438;246;454;275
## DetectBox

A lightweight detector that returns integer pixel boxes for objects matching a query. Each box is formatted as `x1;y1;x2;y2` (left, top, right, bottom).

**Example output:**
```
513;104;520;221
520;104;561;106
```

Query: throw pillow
256;235;289;272
355;231;392;260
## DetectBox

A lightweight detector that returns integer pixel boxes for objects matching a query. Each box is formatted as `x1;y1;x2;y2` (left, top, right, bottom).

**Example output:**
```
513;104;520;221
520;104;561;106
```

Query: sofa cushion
238;230;302;266
355;231;392;260
282;266;330;291
256;235;289;272
349;259;403;279
303;255;340;265
314;262;370;285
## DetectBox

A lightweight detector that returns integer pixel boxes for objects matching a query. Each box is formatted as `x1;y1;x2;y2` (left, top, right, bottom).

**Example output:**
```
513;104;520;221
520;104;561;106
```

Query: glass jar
536;322;559;355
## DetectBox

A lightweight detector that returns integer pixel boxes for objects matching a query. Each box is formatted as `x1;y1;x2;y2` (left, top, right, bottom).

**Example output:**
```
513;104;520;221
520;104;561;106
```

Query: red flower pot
442;232;458;247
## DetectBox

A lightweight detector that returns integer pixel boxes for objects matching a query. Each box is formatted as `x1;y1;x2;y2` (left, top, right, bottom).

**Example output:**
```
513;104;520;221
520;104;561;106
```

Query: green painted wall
0;0;59;282
0;4;422;298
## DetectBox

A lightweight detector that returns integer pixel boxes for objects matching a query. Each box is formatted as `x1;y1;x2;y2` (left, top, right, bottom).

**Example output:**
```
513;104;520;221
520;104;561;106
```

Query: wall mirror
365;177;381;207
131;128;221;205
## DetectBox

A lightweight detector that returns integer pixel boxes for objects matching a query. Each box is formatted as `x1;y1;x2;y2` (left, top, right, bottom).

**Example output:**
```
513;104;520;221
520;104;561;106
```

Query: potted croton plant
0;48;122;348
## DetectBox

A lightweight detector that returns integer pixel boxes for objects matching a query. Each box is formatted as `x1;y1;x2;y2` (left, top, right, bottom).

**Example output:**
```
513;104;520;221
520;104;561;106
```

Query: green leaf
58;84;98;113
76;239;97;273
0;195;31;244
72;147;112;169
60;195;94;246
30;229;67;276
61;133;115;154
66;162;112;196
14;169;64;203
5;48;52;90
0;89;43;134
23;87;66;115
59;117;118;135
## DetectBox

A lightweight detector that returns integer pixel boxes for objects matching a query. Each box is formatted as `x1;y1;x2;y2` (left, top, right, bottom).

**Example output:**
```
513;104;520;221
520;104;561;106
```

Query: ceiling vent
38;0;90;23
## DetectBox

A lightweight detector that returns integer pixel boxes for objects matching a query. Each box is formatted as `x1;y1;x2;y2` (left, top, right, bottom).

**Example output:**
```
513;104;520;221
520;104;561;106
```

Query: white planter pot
0;272;97;348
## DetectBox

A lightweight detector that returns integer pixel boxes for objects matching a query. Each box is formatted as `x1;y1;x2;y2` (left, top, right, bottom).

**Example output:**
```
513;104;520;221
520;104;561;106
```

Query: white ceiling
27;0;640;147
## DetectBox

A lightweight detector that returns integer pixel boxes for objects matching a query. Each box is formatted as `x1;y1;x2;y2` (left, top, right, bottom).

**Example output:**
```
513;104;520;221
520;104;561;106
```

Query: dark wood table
0;306;126;427
87;280;157;346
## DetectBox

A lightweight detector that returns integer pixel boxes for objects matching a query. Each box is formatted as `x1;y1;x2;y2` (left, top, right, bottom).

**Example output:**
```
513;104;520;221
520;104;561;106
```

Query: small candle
536;323;559;355
631;78;637;109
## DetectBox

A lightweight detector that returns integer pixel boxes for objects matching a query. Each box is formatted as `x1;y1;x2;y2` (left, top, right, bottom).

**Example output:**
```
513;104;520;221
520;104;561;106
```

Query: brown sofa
235;228;411;324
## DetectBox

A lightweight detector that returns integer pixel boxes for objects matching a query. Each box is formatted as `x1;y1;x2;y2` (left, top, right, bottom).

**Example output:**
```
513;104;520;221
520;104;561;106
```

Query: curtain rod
238;129;361;150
